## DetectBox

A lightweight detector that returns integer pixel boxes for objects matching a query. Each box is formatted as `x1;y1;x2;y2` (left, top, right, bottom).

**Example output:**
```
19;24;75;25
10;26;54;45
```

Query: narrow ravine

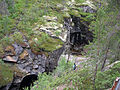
0;0;97;90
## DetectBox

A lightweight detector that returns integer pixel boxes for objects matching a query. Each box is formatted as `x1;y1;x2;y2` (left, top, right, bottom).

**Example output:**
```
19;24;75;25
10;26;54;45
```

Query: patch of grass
11;32;23;44
75;0;85;3
0;36;12;47
0;45;4;57
0;63;13;87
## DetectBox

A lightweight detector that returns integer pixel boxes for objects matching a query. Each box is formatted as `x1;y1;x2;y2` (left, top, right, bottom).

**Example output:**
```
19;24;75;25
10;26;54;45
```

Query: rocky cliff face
0;37;64;89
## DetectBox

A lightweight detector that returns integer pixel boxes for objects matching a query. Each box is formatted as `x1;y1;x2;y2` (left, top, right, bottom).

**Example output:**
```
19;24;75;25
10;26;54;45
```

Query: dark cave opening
19;74;38;90
6;74;38;90
64;15;94;54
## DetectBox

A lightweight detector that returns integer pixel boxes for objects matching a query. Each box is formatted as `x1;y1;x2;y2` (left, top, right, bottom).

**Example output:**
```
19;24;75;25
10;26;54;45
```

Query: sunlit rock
19;50;28;60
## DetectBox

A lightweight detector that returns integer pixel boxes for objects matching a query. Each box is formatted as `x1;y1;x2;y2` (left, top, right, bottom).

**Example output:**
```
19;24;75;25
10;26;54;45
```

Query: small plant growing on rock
11;32;23;44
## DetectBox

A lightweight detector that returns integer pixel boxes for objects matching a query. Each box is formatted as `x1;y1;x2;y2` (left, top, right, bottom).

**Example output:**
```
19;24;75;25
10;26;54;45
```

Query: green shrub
53;57;73;77
31;57;93;90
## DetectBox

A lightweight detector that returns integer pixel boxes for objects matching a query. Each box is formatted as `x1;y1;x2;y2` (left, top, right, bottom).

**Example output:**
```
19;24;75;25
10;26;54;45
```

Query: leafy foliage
86;0;120;89
88;0;120;67
96;62;120;89
32;57;93;90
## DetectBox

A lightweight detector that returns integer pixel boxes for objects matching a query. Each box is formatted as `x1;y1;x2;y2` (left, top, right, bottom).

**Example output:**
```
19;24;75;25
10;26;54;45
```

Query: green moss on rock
39;37;63;51
29;32;64;52
69;9;81;17
62;12;70;18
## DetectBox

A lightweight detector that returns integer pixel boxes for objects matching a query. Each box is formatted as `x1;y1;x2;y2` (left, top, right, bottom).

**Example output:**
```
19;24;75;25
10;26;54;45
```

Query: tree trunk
101;47;109;71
